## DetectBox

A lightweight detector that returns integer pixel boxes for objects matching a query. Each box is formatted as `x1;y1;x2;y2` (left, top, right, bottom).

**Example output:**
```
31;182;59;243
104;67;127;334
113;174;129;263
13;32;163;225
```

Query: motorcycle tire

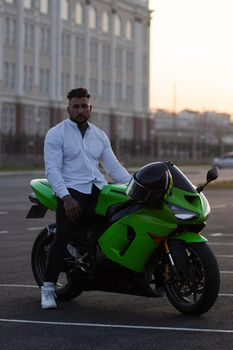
31;224;83;301
164;242;220;315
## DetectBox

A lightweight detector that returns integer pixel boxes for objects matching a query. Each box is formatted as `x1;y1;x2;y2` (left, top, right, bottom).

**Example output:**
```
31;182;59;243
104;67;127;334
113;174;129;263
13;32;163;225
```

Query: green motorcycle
27;161;220;315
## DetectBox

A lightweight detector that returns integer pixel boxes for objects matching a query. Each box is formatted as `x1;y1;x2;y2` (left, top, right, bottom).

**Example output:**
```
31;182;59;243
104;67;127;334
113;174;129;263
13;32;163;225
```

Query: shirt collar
67;118;91;129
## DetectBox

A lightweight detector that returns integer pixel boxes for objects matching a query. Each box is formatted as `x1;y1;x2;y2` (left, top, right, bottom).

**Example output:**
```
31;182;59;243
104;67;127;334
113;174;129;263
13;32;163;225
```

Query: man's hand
62;195;82;221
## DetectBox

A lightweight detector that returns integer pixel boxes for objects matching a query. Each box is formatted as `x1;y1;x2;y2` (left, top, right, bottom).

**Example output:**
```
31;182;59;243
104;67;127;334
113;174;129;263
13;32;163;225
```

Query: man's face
67;97;92;124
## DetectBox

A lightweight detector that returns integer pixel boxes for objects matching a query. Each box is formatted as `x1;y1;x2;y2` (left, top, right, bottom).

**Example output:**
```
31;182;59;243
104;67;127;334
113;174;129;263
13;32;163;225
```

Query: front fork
164;238;182;282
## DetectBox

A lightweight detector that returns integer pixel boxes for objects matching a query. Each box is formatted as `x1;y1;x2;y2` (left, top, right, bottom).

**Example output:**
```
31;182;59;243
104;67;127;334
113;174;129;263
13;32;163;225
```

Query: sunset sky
149;0;233;115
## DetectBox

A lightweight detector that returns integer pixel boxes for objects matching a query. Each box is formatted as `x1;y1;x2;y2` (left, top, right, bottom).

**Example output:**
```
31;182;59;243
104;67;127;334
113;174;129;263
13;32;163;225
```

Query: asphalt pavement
0;172;232;349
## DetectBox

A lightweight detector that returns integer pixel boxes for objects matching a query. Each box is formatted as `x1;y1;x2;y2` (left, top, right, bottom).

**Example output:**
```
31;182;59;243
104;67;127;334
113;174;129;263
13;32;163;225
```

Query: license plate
26;204;47;218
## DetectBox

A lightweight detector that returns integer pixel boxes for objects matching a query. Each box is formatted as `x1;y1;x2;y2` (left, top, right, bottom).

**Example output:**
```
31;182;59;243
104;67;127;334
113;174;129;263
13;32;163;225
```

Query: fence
0;133;229;169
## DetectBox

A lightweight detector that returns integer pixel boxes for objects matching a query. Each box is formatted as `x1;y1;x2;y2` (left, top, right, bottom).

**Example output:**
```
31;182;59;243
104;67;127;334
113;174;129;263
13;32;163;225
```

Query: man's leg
41;188;99;308
41;197;76;309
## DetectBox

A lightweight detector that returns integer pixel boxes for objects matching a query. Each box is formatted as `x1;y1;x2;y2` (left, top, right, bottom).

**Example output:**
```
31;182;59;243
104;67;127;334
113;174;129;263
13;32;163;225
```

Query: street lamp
34;116;40;167
150;129;155;158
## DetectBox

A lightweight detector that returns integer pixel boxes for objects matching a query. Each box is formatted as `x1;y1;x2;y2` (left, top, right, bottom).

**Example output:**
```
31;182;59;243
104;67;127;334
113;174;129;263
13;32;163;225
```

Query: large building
0;0;150;146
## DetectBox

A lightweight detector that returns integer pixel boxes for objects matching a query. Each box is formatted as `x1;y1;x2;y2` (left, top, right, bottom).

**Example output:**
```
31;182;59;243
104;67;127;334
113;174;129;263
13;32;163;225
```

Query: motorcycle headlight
200;192;210;218
167;203;199;221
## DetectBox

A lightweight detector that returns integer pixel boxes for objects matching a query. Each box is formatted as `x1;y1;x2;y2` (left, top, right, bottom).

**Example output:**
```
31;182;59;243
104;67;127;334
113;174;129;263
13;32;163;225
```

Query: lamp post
34;116;40;167
150;129;155;159
0;130;2;169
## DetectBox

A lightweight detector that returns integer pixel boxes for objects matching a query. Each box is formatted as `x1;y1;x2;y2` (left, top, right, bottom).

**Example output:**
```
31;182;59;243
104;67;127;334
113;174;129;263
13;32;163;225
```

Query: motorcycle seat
106;199;135;217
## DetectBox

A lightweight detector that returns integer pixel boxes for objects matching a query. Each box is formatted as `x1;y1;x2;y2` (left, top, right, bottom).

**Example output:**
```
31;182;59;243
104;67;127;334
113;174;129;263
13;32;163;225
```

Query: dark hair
67;87;91;100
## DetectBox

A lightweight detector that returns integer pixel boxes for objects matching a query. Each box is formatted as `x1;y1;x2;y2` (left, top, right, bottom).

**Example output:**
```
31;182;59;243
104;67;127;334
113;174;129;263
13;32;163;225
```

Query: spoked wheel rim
165;247;205;306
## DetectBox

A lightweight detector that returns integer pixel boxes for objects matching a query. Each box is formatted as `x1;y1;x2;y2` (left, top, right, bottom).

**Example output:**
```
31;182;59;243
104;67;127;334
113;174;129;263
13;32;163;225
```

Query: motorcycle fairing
172;232;207;243
30;179;57;211
98;207;176;272
95;183;129;216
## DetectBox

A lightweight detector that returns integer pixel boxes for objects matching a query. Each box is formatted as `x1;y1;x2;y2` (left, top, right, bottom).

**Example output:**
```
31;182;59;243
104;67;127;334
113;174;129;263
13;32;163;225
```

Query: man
41;87;131;309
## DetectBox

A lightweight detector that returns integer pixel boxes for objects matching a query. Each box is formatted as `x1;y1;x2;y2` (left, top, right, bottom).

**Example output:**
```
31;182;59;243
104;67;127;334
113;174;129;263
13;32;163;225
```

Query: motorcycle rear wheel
31;224;83;301
164;242;220;315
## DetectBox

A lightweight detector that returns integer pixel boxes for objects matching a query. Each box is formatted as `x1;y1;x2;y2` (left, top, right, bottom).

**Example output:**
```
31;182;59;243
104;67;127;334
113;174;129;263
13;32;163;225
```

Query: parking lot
0;172;232;349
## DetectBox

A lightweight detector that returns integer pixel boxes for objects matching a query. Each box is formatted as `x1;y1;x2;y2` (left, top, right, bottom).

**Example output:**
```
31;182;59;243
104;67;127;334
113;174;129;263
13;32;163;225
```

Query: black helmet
126;162;173;208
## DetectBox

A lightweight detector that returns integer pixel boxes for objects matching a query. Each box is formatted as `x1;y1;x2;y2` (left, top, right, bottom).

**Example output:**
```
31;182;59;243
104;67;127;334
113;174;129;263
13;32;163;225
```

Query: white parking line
209;233;223;237
220;271;233;274
0;231;8;234
209;243;233;246
211;205;226;209
0;284;232;297
0;318;232;333
216;255;233;258
207;233;233;237
0;284;37;288
0;211;8;215
27;227;44;231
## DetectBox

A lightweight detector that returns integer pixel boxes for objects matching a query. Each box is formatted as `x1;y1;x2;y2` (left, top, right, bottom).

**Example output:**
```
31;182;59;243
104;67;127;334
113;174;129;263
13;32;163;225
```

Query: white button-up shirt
44;118;131;198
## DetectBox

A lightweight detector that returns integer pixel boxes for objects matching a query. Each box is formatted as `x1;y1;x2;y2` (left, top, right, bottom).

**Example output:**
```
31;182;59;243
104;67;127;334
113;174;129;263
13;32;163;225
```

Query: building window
75;74;84;87
39;68;50;94
126;20;132;40
75;2;83;25
25;107;35;136
24;65;34;92
2;105;16;135
90;40;98;64
75;36;84;61
40;0;49;14
60;0;68;20
4;17;16;46
40;27;50;54
4;62;16;89
37;108;50;136
61;72;70;95
102;44;110;66
24;22;34;50
115;47;122;69
25;107;49;136
89;6;97;29
126;51;133;71
122;117;133;140
115;83;122;103
61;32;70;57
90;78;98;99
102;12;109;33
143;54;148;75
24;0;31;9
115;15;121;37
102;80;110;101
126;85;133;105
142;83;148;108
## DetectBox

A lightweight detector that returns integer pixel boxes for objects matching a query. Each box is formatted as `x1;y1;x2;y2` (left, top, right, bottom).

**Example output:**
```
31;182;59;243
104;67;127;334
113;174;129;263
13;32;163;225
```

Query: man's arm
100;134;131;184
44;129;82;221
44;129;70;199
62;195;82;221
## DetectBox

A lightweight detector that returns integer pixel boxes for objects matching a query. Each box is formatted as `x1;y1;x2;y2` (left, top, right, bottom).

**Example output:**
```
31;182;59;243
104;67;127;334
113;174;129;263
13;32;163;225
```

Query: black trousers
44;184;100;283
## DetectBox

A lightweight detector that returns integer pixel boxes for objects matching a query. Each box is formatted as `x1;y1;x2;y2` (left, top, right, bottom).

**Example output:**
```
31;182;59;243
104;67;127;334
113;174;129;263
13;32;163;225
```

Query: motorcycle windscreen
166;163;197;193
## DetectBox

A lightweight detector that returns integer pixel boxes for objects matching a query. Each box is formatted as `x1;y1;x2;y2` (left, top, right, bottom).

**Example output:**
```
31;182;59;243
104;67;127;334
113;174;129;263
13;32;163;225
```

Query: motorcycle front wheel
31;224;83;301
164;242;220;315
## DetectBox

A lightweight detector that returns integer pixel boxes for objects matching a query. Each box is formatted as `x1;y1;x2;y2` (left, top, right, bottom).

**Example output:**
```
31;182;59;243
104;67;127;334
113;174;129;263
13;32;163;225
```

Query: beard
70;115;88;124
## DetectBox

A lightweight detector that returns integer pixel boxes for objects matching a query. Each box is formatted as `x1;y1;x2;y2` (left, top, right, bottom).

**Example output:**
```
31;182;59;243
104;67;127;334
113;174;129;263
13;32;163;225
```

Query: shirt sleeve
44;128;70;199
100;133;131;184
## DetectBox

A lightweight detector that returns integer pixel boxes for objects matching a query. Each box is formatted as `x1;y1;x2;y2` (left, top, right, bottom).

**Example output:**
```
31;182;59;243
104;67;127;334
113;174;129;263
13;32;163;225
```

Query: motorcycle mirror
206;167;219;183
196;167;219;193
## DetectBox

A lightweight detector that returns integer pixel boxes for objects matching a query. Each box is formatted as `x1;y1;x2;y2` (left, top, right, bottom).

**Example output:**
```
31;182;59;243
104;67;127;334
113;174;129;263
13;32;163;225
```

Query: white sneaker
41;286;57;309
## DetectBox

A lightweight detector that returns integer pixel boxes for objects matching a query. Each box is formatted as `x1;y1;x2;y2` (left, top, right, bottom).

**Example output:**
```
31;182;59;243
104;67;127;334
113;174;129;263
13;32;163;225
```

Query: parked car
212;152;233;168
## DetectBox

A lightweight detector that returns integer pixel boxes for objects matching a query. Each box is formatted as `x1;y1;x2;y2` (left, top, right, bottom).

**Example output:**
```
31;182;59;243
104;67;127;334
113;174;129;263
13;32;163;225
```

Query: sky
149;0;233;115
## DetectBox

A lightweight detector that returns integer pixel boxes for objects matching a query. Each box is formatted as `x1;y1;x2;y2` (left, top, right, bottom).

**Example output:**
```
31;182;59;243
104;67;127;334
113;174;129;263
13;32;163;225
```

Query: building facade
0;0;150;146
152;109;233;162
